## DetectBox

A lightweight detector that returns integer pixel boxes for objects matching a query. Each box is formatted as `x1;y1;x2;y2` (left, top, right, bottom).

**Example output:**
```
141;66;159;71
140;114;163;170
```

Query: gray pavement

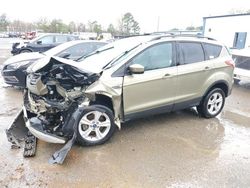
0;38;250;187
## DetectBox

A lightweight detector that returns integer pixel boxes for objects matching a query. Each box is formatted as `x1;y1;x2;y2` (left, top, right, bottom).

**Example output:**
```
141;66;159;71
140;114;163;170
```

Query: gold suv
9;35;235;149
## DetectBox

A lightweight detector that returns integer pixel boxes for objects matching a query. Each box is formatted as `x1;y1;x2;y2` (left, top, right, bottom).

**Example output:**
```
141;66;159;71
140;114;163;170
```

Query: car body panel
231;48;250;82
123;66;177;115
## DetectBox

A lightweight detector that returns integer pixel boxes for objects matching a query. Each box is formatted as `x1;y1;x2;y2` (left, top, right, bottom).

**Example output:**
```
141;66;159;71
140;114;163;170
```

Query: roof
203;13;250;19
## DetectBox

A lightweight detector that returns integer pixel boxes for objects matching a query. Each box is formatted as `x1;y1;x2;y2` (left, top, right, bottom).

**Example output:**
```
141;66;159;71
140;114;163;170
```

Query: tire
197;88;225;118
76;105;116;146
20;49;32;53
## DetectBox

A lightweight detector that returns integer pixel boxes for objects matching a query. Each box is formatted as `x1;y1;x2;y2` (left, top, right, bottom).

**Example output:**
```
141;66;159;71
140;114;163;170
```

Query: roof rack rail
150;33;217;41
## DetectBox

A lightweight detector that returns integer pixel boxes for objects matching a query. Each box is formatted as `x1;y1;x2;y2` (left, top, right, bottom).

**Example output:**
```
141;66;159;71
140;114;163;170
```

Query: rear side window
179;42;205;64
55;35;68;43
203;43;222;60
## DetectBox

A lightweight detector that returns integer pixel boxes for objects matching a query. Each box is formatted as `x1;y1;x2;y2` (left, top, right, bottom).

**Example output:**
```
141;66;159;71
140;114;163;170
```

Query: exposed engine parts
6;57;100;164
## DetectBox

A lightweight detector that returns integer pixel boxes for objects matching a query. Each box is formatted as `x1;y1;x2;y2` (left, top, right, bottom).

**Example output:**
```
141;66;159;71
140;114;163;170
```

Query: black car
2;40;107;87
11;33;79;55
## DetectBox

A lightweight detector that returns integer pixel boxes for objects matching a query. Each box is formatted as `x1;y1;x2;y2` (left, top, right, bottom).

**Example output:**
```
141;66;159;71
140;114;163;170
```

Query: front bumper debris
5;110;37;157
6;106;85;164
22;106;66;144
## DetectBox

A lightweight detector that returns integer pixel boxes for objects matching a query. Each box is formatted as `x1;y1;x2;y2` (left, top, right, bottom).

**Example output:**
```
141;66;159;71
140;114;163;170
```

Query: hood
3;52;44;65
30;56;94;75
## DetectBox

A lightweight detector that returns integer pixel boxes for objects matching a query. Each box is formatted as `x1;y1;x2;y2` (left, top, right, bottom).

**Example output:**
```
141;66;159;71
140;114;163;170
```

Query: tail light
225;59;235;68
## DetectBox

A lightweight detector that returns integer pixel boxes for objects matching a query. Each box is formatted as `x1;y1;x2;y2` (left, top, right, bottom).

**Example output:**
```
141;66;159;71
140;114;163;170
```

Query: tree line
0;12;140;36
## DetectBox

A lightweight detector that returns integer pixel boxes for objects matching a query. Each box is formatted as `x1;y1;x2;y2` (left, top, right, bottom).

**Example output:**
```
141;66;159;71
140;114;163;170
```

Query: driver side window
130;42;173;71
39;36;54;44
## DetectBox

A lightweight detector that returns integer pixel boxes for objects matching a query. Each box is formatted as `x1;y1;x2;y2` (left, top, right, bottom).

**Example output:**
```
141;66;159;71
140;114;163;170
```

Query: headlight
8;60;32;69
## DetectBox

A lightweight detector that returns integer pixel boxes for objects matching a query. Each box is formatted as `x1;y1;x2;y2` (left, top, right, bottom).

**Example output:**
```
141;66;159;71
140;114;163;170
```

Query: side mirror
37;40;42;44
129;64;144;74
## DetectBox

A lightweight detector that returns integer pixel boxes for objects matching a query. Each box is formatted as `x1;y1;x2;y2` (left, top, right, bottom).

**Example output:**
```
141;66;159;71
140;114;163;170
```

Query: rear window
203;43;222;60
179;42;205;64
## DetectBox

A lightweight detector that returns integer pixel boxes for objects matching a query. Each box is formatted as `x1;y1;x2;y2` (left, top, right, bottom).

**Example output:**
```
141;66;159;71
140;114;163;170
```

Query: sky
1;0;250;32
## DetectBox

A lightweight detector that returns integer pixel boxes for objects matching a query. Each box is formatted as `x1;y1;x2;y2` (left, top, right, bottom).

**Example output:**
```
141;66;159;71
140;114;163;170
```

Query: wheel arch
20;48;33;53
90;94;114;113
203;80;229;98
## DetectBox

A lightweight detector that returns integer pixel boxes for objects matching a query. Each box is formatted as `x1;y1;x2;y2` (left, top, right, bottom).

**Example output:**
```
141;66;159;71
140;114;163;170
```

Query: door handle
162;73;172;78
204;66;210;70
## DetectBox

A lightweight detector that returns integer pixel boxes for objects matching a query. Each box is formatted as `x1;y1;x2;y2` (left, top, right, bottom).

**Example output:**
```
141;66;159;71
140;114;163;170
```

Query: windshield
74;35;156;73
43;40;80;56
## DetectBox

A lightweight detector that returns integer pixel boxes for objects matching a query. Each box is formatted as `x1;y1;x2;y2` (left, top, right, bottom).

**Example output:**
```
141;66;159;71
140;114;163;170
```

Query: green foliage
119;12;140;35
170;28;179;31
0;12;141;36
107;24;116;35
87;21;102;33
186;26;195;31
0;14;9;31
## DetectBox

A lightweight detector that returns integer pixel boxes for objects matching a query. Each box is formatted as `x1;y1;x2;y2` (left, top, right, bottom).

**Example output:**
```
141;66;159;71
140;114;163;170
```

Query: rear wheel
197;88;225;118
20;49;32;53
76;105;116;146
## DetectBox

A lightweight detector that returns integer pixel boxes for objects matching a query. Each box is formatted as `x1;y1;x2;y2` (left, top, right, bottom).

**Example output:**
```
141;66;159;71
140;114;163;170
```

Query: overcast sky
1;0;250;32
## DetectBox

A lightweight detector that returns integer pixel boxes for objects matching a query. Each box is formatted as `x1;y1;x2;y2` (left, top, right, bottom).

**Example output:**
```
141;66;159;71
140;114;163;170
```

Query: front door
30;35;55;52
123;42;177;119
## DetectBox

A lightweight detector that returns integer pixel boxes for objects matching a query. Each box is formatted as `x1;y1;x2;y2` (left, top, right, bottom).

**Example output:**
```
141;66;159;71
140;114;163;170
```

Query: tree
132;20;140;34
77;23;86;32
229;8;250;14
119;12;140;35
87;20;102;34
68;21;76;33
50;19;69;33
170;28;179;31
107;24;116;35
93;24;102;34
0;14;9;31
186;26;195;31
36;18;50;32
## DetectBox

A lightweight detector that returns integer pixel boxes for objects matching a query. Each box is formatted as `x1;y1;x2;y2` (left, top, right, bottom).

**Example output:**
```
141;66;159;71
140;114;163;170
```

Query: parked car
7;35;234;163
2;40;107;87
231;48;250;83
0;32;9;38
11;33;79;55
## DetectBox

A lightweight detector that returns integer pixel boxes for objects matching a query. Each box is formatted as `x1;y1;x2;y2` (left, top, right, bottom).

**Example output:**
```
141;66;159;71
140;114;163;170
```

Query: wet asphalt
0;38;249;188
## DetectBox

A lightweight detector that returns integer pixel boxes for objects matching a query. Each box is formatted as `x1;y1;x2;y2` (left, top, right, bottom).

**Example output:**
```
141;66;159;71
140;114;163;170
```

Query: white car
231;48;250;83
1;40;107;87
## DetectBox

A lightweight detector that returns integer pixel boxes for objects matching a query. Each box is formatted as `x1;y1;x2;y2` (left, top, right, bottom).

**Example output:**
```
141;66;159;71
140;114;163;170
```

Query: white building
203;14;250;49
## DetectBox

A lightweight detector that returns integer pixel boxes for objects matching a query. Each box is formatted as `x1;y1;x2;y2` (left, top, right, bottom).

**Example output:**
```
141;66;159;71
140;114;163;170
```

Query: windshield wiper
103;43;142;70
76;46;114;61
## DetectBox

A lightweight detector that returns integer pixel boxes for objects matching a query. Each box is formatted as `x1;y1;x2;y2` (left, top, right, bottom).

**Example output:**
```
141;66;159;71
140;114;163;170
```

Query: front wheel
197;88;225;118
20;49;32;53
76;105;116;146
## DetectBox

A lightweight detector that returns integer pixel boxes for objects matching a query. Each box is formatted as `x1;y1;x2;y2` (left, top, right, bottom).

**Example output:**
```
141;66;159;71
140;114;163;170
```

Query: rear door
174;41;216;109
123;42;177;119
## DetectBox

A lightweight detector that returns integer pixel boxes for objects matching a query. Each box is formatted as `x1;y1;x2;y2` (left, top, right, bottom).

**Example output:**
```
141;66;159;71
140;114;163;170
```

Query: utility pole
157;16;160;32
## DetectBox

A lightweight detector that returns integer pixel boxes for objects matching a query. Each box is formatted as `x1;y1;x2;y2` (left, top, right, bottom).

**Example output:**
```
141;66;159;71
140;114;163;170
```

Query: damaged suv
7;35;234;163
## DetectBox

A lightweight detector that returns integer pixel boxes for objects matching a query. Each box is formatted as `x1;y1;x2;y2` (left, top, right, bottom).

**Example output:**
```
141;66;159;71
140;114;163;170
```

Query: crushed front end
6;57;100;163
